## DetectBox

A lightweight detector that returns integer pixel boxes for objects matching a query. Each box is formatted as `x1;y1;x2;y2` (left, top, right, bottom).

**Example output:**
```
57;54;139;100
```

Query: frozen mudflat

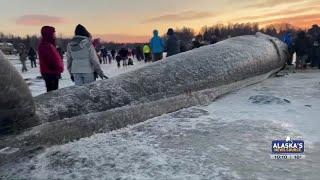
1;65;320;179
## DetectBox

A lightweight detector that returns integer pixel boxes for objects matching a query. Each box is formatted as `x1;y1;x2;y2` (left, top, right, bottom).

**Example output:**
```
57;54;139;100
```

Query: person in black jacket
314;34;320;69
100;47;108;64
294;31;310;69
118;47;129;66
28;47;37;68
308;25;320;67
165;28;180;57
116;54;121;68
111;49;116;60
135;45;143;61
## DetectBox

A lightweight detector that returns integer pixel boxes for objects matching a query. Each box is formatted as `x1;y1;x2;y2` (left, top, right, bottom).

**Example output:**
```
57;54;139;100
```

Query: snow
6;55;149;96
1;67;320;179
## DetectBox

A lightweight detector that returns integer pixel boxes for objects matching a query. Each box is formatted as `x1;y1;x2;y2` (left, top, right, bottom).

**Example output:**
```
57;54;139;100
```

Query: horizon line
0;22;314;43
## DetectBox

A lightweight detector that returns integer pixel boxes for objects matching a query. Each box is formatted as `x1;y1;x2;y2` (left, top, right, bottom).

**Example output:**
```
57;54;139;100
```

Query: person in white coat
67;24;108;85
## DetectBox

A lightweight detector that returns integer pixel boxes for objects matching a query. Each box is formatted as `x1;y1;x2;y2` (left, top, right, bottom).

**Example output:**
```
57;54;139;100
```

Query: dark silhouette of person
165;28;180;57
294;31;310;69
28;47;37;68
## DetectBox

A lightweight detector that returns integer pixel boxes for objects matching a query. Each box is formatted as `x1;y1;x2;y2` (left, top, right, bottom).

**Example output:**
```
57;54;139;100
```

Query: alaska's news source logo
271;136;305;160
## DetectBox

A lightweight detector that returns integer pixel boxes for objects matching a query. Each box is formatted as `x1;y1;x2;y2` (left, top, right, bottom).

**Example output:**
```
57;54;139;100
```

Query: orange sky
0;0;319;43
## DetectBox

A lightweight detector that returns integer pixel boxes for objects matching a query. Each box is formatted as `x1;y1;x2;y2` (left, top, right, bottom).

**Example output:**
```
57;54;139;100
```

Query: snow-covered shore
6;55;149;96
1;59;319;179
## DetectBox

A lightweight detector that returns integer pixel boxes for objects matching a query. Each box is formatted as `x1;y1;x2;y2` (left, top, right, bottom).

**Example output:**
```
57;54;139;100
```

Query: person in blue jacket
149;29;164;62
282;31;294;65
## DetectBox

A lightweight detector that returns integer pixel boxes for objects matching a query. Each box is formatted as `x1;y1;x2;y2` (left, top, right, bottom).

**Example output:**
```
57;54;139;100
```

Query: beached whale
35;33;287;123
0;33;287;150
0;51;38;135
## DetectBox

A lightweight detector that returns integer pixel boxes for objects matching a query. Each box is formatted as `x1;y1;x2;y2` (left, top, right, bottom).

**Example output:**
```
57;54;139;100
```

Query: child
143;44;151;62
116;55;121;68
107;51;112;64
28;47;37;68
128;58;134;65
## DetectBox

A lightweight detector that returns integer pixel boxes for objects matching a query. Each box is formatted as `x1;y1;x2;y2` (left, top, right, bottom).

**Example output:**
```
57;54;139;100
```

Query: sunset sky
0;0;319;42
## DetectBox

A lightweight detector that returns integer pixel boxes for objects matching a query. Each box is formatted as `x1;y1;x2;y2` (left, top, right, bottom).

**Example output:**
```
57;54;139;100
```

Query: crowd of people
19;24;186;92
13;23;320;92
91;28;183;68
23;25;189;92
282;24;320;69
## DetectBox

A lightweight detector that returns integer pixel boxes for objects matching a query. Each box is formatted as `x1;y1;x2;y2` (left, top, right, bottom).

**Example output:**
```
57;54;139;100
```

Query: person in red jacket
38;26;64;92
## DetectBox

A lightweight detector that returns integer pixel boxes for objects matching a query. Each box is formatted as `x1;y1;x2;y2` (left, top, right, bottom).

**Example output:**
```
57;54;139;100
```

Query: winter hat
167;28;174;36
75;24;91;37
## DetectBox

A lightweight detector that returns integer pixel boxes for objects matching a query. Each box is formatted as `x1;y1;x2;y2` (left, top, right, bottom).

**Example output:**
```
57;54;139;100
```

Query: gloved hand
94;72;98;80
99;74;109;79
70;75;74;82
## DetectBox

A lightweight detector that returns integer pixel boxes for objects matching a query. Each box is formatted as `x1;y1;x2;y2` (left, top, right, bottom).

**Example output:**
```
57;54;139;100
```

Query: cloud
143;11;215;23
232;1;320;28
245;0;305;8
94;34;149;43
259;13;320;28
234;5;320;22
16;14;67;26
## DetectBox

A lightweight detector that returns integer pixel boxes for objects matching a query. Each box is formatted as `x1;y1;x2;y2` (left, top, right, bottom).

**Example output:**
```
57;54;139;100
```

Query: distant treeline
0;23;305;52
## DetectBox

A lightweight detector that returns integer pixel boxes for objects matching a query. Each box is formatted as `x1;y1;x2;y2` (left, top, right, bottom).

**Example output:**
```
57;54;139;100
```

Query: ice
248;95;291;104
1;70;319;180
0;147;19;154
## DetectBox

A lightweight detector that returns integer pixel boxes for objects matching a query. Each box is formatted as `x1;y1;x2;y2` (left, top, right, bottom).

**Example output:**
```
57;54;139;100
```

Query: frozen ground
6;55;149;96
1;58;320;179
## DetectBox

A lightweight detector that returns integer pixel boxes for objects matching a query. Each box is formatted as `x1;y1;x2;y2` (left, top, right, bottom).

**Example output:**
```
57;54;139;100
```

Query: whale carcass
0;33;287;150
0;51;38;135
